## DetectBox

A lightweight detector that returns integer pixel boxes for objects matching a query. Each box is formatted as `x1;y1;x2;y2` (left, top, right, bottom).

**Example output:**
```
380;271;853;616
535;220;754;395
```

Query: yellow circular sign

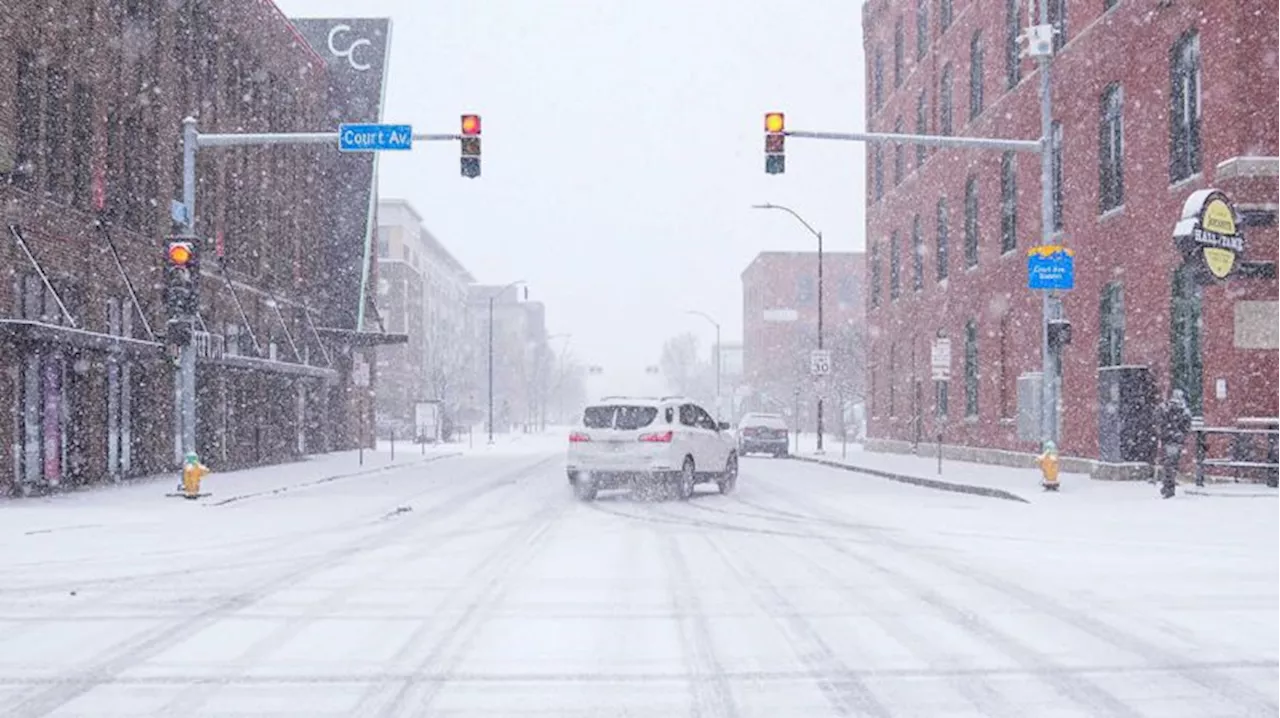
1202;198;1237;236
1203;247;1235;279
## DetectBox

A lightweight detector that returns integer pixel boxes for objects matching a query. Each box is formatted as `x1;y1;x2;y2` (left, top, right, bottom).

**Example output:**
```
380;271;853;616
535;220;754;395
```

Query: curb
790;455;1031;504
210;452;463;506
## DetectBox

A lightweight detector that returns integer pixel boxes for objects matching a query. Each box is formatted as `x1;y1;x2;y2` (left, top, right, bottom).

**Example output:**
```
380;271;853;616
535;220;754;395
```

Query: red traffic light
167;242;193;266
461;114;481;136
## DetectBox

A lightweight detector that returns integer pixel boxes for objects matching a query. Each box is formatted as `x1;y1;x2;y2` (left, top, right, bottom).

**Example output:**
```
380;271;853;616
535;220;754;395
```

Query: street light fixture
488;279;526;445
752;202;826;453
685;310;722;419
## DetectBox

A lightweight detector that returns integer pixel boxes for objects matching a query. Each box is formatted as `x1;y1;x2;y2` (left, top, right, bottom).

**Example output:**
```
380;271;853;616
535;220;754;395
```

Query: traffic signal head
167;241;193;266
460;114;482;178
165;238;201;324
765;112;785;175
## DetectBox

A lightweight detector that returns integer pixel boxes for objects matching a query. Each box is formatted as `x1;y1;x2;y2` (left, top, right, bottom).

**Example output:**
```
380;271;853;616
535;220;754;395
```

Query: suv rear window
582;405;658;430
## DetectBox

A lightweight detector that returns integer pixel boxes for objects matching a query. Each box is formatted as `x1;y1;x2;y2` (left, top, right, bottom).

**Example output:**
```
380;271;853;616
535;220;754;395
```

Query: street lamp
686;310;722;419
752;202;826;453
488;280;526;445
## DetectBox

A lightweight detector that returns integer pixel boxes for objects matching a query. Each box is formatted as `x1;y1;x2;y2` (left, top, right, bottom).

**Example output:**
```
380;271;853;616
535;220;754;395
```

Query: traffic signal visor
765;112;785;133
461;114;481;136
167;242;193;266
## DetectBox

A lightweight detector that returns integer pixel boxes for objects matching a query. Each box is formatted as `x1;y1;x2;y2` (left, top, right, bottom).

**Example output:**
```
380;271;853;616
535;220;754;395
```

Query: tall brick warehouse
861;0;1278;467
0;0;392;493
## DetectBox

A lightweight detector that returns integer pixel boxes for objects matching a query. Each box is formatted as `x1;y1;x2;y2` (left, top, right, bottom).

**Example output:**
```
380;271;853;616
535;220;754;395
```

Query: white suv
565;396;738;501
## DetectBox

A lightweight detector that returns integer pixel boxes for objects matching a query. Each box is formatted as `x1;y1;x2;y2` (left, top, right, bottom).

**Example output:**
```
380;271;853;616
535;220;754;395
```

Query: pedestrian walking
1156;389;1193;499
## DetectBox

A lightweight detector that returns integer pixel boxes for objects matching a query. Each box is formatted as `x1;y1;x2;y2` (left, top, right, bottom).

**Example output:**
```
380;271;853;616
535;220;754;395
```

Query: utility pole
751;203;826;452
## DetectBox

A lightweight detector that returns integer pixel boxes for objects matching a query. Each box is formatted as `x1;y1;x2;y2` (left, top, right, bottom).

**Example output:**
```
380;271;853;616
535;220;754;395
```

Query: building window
1104;0;1118;8
70;83;93;208
1051;121;1064;231
1169;31;1201;183
894;18;905;88
797;275;815;304
916;0;929;60
377;236;390;258
935;378;949;417
939;0;953;30
1099;280;1125;367
838;275;858;305
44;68;71;200
1099;83;1125;213
873;49;885;113
940;64;953;136
873;145;884;202
911;214;924;291
964;176;979;267
936;197;950;280
999;314;1012;418
969;31;984;121
1000;152;1017;253
915;90;928;168
964;319;979;417
1170;265;1202;413
1049;0;1067;51
888;343;897;416
1005;0;1021;89
870;243;882;308
14;49;41;189
889;230;902;300
893;118;905;185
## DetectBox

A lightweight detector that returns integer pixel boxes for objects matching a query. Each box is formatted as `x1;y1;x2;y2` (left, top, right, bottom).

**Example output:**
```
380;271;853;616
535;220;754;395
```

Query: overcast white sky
277;0;866;383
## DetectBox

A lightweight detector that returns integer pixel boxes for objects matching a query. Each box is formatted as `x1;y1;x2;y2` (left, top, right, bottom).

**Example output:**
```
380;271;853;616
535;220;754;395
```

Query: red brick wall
863;0;1279;459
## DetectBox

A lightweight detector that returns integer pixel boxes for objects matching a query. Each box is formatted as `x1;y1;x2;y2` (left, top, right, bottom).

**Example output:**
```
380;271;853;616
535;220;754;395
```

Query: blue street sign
1027;245;1075;291
338;123;413;152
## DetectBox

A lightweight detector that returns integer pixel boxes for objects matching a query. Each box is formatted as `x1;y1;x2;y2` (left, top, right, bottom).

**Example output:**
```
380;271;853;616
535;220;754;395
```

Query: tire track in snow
2;455;559;718
763;481;1276;717
702;534;891;718
660;533;740;718
353;487;569;718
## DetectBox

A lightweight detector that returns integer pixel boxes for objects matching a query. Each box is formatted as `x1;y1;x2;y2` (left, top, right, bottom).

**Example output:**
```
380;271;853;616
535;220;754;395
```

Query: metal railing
193;331;225;360
1192;423;1279;488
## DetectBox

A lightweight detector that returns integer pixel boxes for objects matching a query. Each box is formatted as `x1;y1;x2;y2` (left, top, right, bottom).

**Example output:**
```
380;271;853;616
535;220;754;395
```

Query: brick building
0;1;391;493
862;0;1278;466
741;251;866;430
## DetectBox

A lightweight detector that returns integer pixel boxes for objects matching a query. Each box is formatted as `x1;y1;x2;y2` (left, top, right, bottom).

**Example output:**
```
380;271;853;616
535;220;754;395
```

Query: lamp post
488;280;526;445
753;203;826;453
686;310;722;419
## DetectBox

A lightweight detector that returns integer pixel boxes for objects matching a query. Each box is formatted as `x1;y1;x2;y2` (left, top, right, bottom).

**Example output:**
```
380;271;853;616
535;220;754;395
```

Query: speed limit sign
810;349;832;376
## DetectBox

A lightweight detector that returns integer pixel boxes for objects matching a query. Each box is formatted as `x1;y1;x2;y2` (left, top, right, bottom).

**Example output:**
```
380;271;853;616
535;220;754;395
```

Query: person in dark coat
1157;389;1193;498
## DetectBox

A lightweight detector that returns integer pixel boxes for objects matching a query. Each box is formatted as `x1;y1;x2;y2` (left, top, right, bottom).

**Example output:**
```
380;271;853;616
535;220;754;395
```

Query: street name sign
339;123;413;152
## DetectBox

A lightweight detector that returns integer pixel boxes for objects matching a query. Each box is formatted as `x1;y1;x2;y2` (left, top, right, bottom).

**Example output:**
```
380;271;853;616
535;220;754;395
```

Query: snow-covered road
0;451;1275;717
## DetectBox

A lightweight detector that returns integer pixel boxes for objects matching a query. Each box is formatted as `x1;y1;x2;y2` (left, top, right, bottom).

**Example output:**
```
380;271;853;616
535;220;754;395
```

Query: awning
0;320;165;358
199;353;338;380
314;326;409;347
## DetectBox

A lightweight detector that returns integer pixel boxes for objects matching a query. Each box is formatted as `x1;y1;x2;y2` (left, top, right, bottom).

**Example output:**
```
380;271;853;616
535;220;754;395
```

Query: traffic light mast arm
195;131;464;148
785;129;1041;154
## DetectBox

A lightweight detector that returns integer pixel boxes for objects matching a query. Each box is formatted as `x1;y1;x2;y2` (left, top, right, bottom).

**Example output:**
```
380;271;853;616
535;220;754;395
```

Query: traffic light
765;112;785;174
461;114;481;178
165;237;200;345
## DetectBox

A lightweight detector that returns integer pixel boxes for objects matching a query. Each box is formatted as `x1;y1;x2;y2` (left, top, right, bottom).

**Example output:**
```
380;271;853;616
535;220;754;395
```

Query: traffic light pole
778;21;1061;446
176;117;465;462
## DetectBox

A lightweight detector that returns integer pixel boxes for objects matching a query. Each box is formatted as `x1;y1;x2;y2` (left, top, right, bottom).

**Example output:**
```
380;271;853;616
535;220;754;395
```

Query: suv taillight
569;431;591;443
638;430;673;443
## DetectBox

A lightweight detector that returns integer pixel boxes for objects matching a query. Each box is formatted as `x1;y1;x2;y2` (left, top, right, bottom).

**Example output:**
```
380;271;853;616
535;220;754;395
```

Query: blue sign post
1027;246;1075;291
338;123;413;152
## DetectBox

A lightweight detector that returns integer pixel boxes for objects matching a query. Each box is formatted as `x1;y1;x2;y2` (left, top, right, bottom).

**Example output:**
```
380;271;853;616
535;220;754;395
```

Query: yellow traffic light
765;112;785;133
167;242;193;266
461;114;481;136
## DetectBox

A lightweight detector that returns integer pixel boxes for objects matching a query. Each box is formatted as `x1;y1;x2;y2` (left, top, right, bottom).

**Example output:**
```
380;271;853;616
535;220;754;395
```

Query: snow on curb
209;452;462;506
790;454;1031;504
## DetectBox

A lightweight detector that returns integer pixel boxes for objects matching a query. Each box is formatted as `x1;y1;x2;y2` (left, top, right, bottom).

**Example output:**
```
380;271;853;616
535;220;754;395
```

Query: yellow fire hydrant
1038;441;1060;491
181;451;210;499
